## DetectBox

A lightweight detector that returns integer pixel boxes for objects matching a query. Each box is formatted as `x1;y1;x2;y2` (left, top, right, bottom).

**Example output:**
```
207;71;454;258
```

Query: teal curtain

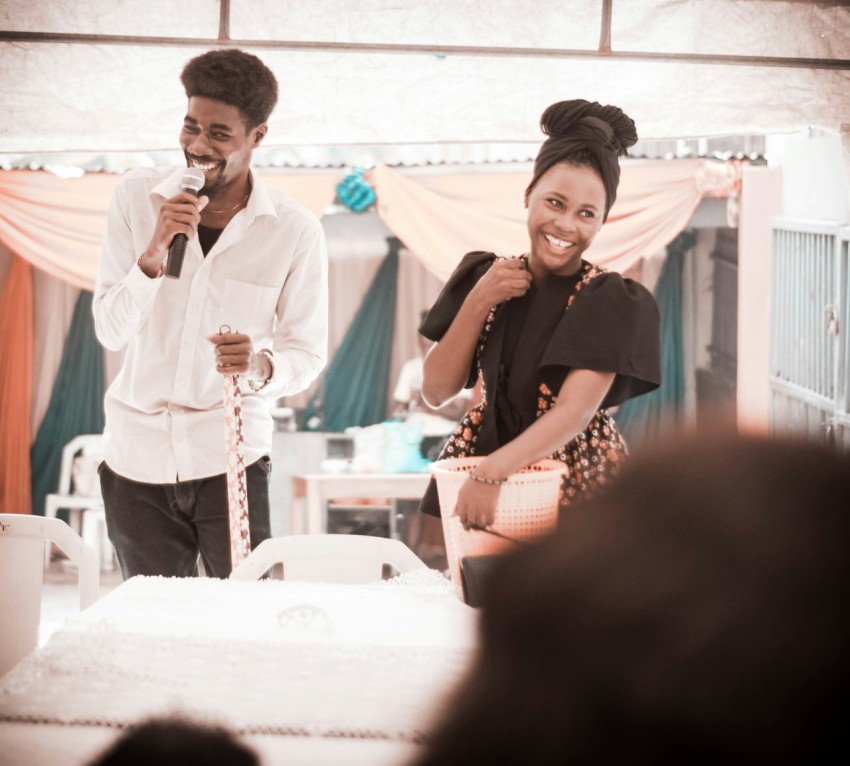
30;291;105;516
304;238;400;432
615;230;695;449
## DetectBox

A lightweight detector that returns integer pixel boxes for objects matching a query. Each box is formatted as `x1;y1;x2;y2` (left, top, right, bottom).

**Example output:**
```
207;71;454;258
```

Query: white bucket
430;457;565;589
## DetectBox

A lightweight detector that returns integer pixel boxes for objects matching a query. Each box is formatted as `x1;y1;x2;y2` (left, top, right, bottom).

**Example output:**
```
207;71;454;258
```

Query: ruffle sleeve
418;251;495;390
418;251;495;341
539;271;662;408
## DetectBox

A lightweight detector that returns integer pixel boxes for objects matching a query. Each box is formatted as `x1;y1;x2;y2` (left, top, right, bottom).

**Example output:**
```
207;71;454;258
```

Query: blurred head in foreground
412;433;850;764
88;717;258;766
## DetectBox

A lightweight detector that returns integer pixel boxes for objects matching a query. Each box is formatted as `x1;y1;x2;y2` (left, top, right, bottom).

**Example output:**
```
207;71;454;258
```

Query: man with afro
94;49;328;578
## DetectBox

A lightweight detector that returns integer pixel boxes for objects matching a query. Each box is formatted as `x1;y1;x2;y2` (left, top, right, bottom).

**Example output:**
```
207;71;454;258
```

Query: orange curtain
0;256;33;514
0;170;340;290
372;159;742;281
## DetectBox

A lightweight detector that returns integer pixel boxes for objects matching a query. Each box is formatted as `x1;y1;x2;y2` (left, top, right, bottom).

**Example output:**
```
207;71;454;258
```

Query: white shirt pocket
220;279;280;346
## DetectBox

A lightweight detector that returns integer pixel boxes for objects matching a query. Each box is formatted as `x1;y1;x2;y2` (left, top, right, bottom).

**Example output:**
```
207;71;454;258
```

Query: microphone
164;167;206;279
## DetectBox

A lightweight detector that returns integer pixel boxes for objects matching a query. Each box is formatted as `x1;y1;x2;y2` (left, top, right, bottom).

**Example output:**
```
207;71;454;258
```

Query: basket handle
466;523;527;545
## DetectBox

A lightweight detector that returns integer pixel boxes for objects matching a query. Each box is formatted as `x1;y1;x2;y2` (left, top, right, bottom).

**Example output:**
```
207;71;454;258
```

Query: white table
291;473;432;535
0;572;476;765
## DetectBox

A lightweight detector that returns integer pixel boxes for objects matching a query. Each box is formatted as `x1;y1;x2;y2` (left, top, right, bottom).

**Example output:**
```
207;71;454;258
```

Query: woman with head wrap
417;99;662;527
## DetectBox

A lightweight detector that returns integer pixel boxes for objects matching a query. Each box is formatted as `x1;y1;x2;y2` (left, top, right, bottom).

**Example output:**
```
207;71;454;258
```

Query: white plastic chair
43;434;112;570
229;533;428;583
0;514;99;677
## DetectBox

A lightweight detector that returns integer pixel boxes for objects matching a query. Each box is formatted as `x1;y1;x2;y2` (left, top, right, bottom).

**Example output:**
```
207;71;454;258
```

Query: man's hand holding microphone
138;168;208;279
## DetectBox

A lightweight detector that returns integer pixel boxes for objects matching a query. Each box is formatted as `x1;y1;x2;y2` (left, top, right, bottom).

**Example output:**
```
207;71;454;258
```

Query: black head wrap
526;100;637;221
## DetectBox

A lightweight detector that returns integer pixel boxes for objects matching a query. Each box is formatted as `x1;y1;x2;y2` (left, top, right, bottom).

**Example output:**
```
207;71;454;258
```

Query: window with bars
770;220;850;449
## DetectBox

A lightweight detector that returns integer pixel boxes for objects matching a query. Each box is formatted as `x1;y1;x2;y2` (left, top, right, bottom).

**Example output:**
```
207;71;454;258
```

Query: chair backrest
57;434;104;496
0;514;99;677
229;534;428;583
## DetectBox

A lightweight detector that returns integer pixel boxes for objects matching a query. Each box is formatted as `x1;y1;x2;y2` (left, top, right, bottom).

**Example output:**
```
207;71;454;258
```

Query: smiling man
93;49;328;579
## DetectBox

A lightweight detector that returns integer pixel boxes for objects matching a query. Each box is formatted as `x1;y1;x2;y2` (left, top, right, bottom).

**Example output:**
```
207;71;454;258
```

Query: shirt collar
150;166;188;200
245;169;277;221
149;167;278;222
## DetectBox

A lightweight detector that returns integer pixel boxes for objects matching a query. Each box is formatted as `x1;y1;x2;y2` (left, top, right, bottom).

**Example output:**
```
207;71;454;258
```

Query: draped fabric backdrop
0;257;33;514
304;240;400;432
29;291;105;518
0;160;739;512
0;170;340;289
615;230;694;448
372;159;741;279
0;160;740;289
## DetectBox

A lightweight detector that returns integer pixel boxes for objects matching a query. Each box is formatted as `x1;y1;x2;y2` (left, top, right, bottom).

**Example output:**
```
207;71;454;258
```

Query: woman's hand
421;256;531;409
469;256;532;308
455;476;501;529
452;369;617;528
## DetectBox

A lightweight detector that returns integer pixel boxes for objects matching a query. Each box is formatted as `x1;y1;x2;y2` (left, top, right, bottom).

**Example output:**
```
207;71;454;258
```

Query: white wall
737;167;783;434
774;132;849;224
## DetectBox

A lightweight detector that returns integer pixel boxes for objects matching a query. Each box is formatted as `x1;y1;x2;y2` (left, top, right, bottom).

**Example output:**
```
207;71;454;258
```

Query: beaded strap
468;472;507;486
219;324;252;571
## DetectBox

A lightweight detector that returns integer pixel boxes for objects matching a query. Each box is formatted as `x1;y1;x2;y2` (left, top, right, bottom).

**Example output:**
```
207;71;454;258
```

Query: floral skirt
435;404;627;512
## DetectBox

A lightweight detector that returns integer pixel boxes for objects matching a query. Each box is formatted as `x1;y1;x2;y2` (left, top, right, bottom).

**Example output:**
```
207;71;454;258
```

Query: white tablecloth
0;571;477;765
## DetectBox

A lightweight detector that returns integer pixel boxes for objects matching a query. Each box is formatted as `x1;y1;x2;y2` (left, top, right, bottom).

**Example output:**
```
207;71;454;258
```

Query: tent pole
599;0;613;53
0;31;847;71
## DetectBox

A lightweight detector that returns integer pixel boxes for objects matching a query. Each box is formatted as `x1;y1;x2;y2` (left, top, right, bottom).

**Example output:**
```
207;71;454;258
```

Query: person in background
93;48;328;578
88;716;258;766
392;312;474;456
417;99;661;527
410;432;850;764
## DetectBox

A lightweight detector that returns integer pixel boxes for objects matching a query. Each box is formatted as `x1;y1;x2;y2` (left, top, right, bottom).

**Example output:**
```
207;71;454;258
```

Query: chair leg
100;518;116;572
43;500;83;569
81;508;112;573
43;498;59;571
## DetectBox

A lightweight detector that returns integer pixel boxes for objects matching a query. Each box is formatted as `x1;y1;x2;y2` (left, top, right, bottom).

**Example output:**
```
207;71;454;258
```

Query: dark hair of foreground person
411;432;850;765
88;717;258;766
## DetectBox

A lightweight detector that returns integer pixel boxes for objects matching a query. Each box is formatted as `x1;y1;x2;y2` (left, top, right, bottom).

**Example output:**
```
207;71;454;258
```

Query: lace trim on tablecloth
0;629;473;740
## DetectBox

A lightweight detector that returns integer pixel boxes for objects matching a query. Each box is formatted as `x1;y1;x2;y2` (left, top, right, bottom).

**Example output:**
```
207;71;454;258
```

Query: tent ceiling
1;1;848;156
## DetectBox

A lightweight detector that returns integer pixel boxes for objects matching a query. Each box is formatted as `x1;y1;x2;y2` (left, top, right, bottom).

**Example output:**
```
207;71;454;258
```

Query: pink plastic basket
429;457;565;589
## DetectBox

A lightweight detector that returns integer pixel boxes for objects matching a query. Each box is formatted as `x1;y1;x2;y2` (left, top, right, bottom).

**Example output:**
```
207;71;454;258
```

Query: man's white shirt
93;166;328;483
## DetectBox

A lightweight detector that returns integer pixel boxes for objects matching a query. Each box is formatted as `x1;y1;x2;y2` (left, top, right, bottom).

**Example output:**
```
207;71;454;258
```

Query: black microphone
164;167;206;279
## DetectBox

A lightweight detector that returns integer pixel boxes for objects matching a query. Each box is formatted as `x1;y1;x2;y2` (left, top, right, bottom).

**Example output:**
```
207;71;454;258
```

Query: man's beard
200;175;226;200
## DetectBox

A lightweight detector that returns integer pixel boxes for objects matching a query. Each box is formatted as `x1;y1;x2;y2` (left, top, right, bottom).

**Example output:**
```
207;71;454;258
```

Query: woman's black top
419;251;662;455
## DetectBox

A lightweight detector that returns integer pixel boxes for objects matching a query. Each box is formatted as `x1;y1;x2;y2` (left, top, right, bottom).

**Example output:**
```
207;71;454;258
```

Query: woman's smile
526;162;606;281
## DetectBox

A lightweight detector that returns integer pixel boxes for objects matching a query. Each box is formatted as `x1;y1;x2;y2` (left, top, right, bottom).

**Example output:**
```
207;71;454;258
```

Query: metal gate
769;219;849;449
